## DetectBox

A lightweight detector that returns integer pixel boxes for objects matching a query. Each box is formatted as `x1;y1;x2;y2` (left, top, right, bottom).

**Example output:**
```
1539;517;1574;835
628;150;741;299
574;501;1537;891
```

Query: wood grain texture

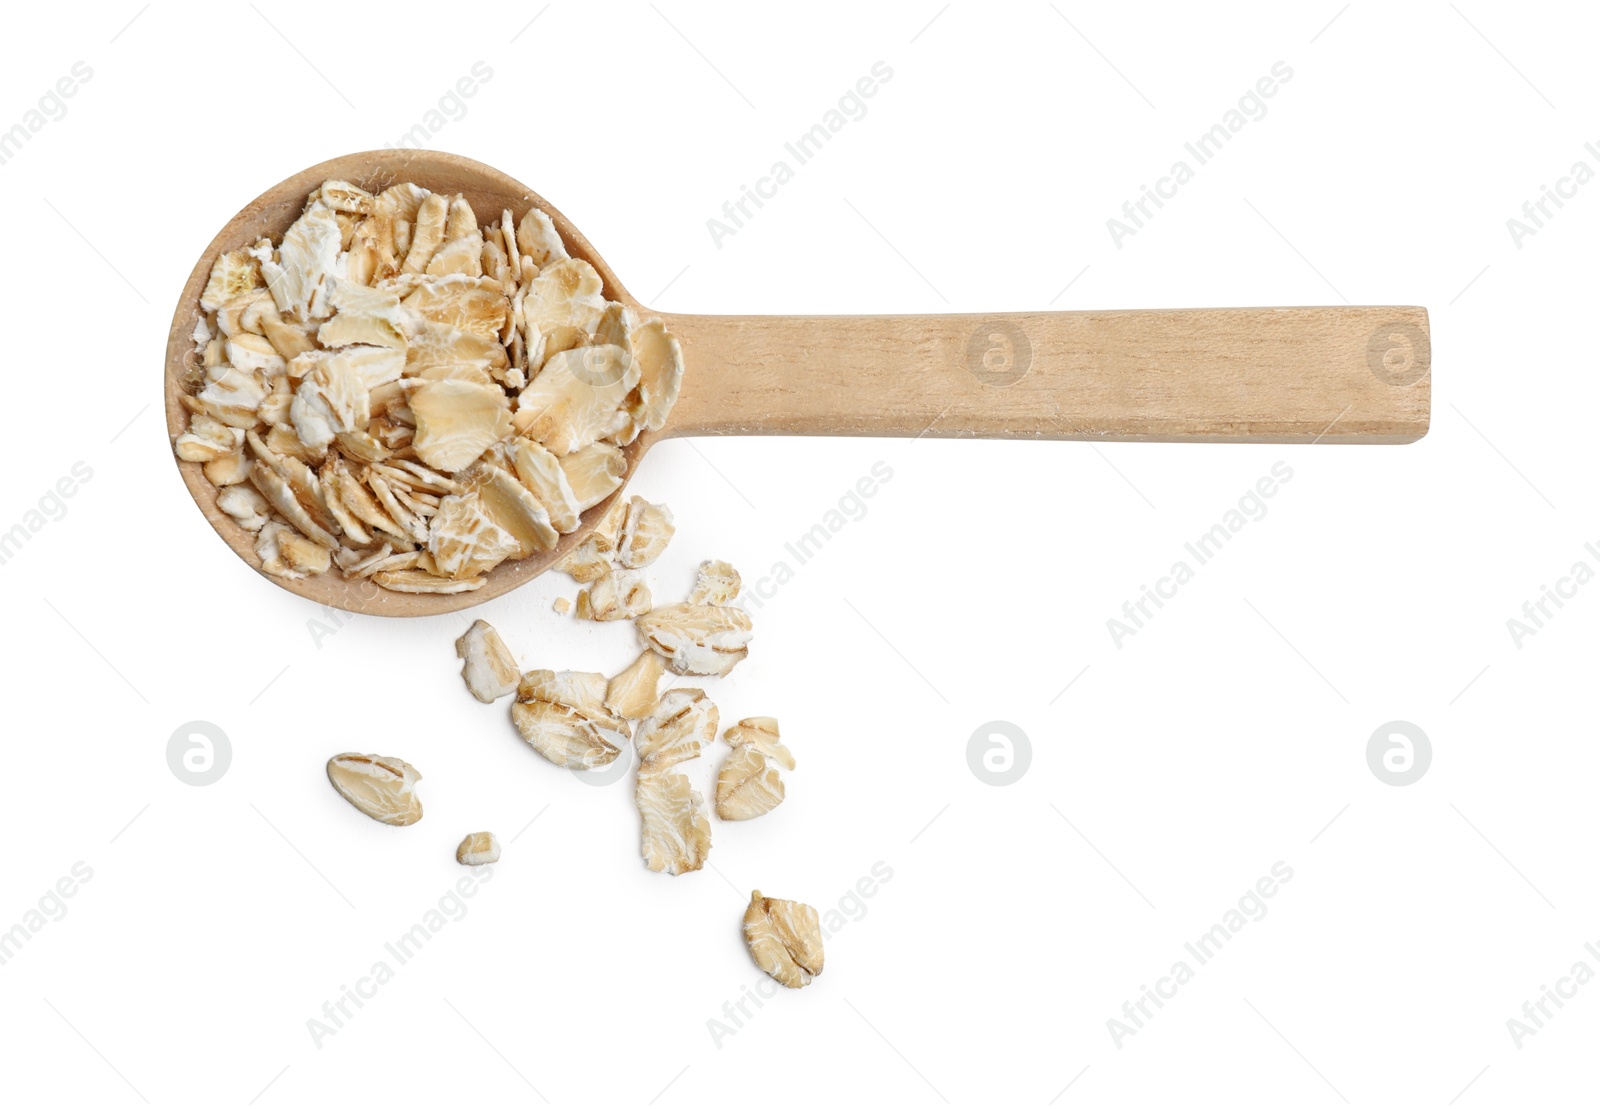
165;150;1431;616
661;307;1430;444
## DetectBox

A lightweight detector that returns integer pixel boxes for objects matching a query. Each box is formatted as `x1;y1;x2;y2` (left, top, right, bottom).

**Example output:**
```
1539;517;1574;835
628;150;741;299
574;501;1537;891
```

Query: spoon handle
659;305;1429;444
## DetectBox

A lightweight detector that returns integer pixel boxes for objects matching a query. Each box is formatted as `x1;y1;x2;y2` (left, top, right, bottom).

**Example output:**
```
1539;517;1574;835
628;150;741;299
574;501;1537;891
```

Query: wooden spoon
165;150;1431;617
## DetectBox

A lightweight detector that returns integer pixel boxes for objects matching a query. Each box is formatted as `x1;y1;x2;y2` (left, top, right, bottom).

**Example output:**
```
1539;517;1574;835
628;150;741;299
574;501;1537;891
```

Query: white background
0;1;1595;1106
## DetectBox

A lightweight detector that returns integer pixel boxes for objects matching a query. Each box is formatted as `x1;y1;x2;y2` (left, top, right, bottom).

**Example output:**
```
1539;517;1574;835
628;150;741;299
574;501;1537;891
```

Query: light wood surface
164;151;1431;616
662;307;1429;443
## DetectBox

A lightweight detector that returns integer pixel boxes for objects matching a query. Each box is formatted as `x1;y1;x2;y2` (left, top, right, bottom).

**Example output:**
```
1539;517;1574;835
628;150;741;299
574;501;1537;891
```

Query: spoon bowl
167;150;1431;617
166;150;662;616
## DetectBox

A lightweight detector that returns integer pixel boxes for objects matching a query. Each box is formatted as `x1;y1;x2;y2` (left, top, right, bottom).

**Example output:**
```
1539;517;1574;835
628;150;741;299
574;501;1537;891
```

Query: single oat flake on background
687;559;741;605
455;618;519;702
456;831;501;865
326;753;424;826
744;890;825;988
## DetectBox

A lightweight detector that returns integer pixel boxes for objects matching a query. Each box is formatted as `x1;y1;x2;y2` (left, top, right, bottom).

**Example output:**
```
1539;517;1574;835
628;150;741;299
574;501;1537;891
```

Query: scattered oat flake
744;891;824;988
327;753;424;826
688;560;741;606
456;831;501;866
577;568;651;622
455;619;519;703
512;669;629;770
557;521;618;583
636;603;753;677
635;688;718;771
636;770;711;876
520;669;624;727
606;650;666;721
617;497;674;569
633;689;716;875
724;716;794;771
715;745;785;821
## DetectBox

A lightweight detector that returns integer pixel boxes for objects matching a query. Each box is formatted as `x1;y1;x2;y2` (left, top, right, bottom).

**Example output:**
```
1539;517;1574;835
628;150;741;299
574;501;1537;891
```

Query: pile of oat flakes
473;508;767;873
173;179;681;593
328;521;818;988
